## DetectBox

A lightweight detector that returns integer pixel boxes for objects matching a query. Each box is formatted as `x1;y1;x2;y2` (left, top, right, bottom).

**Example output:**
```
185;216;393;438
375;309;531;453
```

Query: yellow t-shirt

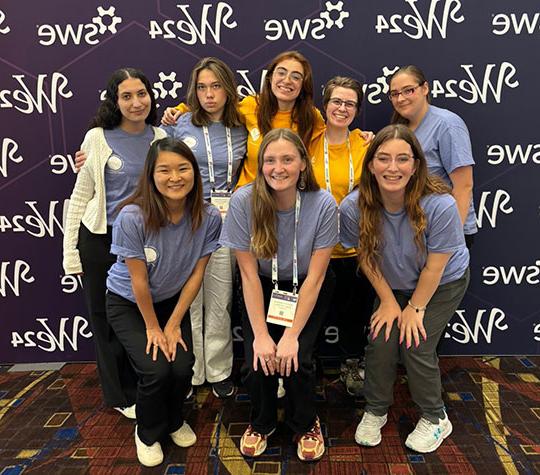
236;95;326;187
309;129;367;258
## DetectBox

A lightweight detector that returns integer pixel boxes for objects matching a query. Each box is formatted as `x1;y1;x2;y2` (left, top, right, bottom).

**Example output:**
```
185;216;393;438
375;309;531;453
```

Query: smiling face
262;138;306;196
325;86;358;130
153;151;195;207
389;72;429;124
270;58;305;110
117;77;151;129
368;138;417;205
196;68;227;121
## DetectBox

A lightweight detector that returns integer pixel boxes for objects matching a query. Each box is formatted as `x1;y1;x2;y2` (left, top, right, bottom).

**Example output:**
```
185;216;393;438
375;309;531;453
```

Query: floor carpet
0;356;539;474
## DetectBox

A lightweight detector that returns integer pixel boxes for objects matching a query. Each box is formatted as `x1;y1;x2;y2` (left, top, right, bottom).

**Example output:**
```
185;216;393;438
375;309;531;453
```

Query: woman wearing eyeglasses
340;124;469;453
388;66;477;248
309;77;375;396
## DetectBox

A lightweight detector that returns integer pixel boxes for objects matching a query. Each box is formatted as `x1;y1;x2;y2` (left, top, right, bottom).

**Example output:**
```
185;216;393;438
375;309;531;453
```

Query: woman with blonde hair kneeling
220;128;338;461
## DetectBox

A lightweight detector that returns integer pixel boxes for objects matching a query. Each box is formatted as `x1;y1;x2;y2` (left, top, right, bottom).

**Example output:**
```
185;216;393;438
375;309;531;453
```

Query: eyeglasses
387;84;422;101
273;67;304;83
328;97;358;110
374;154;415;165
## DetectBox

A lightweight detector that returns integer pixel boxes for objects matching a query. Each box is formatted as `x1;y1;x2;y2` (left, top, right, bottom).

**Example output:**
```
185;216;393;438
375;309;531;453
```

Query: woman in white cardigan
63;68;166;417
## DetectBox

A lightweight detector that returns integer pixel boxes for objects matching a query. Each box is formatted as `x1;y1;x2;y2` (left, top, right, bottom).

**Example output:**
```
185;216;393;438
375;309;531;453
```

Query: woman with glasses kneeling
220;128;338;461
106;138;222;467
339;124;469;453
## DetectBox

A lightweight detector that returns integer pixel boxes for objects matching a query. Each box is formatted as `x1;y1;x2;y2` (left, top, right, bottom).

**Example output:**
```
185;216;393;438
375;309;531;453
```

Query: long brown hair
358;124;450;274
251;128;319;259
257;51;316;148
186;57;242;128
121;137;205;234
389;65;430;125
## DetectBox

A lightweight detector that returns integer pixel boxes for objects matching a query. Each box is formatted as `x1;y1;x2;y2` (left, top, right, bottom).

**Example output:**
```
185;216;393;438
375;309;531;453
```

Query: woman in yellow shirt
309;77;375;397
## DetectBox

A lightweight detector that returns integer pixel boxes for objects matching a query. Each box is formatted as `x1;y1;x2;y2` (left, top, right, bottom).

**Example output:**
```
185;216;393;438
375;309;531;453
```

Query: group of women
63;50;476;466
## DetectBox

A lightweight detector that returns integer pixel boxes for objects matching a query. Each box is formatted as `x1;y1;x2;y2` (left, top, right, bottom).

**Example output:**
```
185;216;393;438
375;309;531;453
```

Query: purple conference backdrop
0;0;539;363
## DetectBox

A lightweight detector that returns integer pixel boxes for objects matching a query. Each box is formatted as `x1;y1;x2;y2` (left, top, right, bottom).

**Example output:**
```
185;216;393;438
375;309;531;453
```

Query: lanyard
202;125;233;190
323;132;354;195
271;191;301;294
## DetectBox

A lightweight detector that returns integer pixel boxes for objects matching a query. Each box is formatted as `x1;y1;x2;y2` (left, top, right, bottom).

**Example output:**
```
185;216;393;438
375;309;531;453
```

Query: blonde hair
251;128;319;259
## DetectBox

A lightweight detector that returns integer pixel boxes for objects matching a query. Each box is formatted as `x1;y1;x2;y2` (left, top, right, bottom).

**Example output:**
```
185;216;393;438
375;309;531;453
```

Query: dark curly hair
88;68;157;130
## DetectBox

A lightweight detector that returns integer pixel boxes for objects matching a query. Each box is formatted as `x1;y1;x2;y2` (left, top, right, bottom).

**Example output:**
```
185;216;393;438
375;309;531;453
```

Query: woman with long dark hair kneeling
106;138;222;466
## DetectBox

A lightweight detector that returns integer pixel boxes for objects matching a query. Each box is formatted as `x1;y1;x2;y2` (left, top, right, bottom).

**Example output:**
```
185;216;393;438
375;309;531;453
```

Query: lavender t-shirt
339;189;469;291
103;125;153;222
107;204;222;303
161;113;247;200
415;105;477;234
220;184;338;280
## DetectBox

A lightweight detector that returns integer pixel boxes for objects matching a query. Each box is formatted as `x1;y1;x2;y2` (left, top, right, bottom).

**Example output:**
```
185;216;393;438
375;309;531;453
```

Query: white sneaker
114;404;136;420
277;378;286;399
170;422;197;447
135;426;163;467
355;412;387;446
405;413;453;453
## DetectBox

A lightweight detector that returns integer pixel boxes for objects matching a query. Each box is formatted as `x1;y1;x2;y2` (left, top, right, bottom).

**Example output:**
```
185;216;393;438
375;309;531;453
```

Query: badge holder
267;287;298;328
210;189;232;220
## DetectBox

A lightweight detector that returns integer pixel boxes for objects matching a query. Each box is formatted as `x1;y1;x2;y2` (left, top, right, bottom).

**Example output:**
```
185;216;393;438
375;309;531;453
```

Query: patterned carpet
0;357;539;474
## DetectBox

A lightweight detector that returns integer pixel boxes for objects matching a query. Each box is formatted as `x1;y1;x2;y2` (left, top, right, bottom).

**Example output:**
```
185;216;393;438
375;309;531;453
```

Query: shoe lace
349;367;362;382
363;412;384;428
343;361;362;381
245;426;264;439
414;418;436;436
301;420;321;441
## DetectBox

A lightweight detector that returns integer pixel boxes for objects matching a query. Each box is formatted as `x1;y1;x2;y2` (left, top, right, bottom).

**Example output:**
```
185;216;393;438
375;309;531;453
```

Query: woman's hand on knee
253;333;277;376
370;299;401;342
399;305;427;349
164;323;188;362
276;333;299;377
145;326;171;362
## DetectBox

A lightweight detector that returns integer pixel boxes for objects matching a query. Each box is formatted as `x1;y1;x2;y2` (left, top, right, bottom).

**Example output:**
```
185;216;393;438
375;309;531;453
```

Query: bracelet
408;300;427;313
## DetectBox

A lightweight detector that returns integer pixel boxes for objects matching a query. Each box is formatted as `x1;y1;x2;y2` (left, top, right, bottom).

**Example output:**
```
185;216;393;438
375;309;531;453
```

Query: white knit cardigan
62;126;167;274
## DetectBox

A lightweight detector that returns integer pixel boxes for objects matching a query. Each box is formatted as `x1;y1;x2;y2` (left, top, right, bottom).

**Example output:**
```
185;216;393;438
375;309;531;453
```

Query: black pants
326;257;375;359
78;224;137;407
106;291;195;445
240;270;335;435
